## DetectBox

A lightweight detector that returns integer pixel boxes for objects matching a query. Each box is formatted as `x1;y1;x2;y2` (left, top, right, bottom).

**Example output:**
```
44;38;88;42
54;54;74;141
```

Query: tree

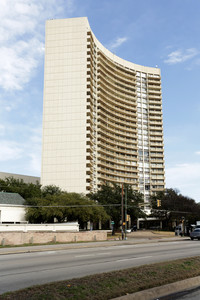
25;192;109;225
41;185;62;197
89;182;145;230
150;188;200;229
0;177;65;201
0;177;41;199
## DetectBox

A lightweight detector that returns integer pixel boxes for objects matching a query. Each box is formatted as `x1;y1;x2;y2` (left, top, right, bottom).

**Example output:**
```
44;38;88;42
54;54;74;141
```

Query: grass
152;230;175;236
0;240;106;249
1;256;200;300
107;232;121;239
0;242;61;248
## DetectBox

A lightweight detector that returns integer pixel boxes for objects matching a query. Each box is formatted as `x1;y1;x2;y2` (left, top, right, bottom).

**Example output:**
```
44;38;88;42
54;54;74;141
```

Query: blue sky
1;0;200;201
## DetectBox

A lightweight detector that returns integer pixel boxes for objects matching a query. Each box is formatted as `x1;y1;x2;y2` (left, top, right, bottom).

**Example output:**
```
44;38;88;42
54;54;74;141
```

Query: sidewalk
0;231;189;255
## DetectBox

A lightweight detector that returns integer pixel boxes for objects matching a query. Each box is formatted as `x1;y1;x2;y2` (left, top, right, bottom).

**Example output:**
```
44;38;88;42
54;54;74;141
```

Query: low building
0;172;40;184
0;192;26;224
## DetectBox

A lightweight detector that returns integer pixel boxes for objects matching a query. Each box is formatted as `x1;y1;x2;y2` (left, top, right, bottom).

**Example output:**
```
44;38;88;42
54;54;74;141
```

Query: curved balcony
98;107;137;127
98;70;136;96
98;147;137;161
98;82;136;108
98;55;136;83
97;175;139;188
97;121;137;140
98;91;136;117
98;116;137;134
98;134;137;150
98;96;137;120
98;160;137;174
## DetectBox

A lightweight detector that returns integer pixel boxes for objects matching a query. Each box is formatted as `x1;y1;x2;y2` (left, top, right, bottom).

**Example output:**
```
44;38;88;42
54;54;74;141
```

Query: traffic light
157;199;161;207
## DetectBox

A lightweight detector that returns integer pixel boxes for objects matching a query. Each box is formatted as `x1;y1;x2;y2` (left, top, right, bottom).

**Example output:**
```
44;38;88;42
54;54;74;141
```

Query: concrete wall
0;230;107;246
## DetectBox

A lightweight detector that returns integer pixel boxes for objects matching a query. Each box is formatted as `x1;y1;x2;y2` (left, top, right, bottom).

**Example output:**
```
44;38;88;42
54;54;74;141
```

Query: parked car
190;228;200;240
126;225;137;233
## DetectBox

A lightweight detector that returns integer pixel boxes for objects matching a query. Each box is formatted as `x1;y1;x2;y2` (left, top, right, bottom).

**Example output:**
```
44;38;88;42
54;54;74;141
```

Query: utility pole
121;184;124;240
125;187;127;240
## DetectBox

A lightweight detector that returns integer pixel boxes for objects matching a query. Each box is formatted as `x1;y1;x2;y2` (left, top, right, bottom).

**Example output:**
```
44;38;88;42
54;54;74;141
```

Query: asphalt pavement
113;276;200;300
0;232;195;299
159;285;200;300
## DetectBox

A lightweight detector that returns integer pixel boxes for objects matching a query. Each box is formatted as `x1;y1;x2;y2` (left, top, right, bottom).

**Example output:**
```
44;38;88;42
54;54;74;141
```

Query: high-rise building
41;17;165;210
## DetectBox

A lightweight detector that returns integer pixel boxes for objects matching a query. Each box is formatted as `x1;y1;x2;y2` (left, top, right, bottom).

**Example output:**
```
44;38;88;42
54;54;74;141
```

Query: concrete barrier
0;222;79;232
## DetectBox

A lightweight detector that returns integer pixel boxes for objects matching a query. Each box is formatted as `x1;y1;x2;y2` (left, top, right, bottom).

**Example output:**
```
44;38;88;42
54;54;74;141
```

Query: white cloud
0;125;42;174
0;141;23;161
166;163;200;201
109;37;128;50
0;98;19;115
195;151;200;155
0;125;6;136
25;126;42;174
164;48;199;65
5;106;13;112
0;0;74;91
0;39;43;90
29;153;41;174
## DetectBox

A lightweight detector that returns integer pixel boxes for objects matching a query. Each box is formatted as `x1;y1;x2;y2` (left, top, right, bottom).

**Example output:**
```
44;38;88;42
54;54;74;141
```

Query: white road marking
34;251;57;255
75;254;95;258
116;256;152;262
96;252;111;256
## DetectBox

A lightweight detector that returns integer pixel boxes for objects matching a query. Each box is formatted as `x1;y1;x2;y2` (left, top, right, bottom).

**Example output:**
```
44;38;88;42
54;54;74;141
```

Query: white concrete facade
0;205;26;223
42;18;90;193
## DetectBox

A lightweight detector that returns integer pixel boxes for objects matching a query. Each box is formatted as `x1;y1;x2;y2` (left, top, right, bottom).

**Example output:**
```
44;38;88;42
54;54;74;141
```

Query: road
159;286;200;300
0;239;199;294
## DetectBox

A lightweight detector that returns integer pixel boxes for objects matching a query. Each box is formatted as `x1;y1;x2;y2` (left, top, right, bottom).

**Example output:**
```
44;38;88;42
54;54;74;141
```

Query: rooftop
0;192;25;206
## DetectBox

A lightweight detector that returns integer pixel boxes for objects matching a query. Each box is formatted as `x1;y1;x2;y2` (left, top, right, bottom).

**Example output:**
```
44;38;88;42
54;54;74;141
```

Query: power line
24;204;121;208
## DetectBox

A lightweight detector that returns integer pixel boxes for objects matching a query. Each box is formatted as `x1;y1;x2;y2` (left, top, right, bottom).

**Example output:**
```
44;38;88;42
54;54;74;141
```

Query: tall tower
41;17;165;211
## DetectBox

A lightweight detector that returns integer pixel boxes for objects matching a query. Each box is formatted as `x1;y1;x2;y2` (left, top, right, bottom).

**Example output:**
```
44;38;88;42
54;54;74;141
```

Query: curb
112;276;200;300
